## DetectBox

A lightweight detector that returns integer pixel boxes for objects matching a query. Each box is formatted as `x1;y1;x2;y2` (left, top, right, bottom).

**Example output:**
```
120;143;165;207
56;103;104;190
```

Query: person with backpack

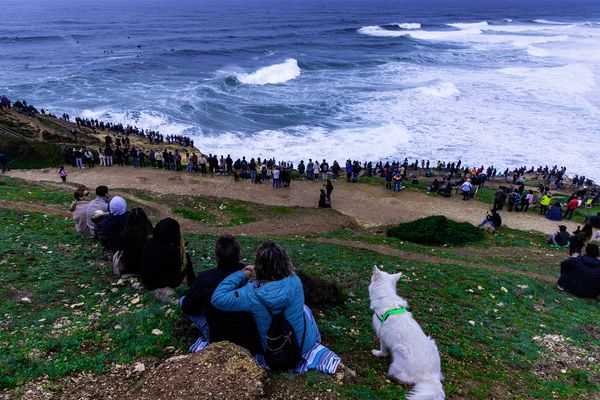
212;242;347;375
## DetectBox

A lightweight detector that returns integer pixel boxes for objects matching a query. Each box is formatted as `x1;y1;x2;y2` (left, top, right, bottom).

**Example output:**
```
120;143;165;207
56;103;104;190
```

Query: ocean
1;0;599;178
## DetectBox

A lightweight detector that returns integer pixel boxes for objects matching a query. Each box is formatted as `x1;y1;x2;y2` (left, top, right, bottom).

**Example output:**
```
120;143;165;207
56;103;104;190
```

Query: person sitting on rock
557;243;600;298
96;196;129;252
212;242;350;376
548;225;570;247
70;187;93;238
140;217;195;290
180;235;261;354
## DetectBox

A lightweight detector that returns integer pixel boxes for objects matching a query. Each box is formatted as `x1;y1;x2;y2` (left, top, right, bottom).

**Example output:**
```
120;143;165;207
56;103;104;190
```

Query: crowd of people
0;95;195;148
69;184;352;376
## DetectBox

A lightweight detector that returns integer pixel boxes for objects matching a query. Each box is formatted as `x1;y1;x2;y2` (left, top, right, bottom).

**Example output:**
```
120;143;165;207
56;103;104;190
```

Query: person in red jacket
564;195;579;220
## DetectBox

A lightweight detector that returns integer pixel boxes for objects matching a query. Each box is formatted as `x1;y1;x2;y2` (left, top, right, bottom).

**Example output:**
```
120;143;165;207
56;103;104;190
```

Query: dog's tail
407;380;445;400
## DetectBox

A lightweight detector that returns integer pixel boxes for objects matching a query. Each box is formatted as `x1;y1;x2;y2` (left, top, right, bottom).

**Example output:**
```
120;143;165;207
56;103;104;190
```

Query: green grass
171;197;257;227
1;200;599;398
0;177;72;206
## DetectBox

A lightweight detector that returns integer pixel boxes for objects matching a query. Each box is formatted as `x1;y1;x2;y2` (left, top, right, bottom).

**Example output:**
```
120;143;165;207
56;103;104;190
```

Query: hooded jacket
558;256;600;298
96;196;128;251
211;271;317;355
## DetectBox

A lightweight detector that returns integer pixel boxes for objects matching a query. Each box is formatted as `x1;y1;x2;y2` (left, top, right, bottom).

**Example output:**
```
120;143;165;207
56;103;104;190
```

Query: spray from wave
235;58;301;85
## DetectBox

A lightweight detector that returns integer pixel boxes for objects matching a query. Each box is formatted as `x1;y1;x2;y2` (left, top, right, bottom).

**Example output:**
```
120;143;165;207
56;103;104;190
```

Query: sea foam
415;81;460;98
236;58;301;85
396;23;421;30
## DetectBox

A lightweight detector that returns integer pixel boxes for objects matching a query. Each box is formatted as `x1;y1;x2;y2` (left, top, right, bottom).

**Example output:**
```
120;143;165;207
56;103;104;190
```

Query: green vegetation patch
387;215;485;246
0;177;72;206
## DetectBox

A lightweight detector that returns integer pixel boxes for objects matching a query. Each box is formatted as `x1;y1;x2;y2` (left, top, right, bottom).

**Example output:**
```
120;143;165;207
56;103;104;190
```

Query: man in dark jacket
548;225;570;247
492;188;507;212
557;243;600;298
180;235;260;354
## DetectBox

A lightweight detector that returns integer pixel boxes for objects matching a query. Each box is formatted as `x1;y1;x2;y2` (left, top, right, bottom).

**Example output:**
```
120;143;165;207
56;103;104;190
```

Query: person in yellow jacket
539;192;552;215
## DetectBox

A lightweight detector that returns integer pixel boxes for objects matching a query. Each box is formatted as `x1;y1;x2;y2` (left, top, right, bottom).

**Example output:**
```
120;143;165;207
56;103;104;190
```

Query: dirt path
7;167;580;234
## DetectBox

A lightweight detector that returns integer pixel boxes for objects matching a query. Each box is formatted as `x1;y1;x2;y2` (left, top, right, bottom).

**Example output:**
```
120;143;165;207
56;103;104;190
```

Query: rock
19;297;32;303
151;329;163;336
133;363;146;373
134;342;267;400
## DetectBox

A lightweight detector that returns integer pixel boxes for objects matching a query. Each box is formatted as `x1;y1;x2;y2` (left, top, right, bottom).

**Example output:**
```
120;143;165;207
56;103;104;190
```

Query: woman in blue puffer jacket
211;241;318;357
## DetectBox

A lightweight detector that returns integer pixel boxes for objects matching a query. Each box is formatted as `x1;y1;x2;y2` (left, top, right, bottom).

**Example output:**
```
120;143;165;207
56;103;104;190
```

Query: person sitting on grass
569;223;594;256
140;217;195;290
585;212;600;229
212;241;351;377
86;186;109;236
557;243;600;298
70;187;93;238
180;235;261;354
115;208;153;276
96;196;129;252
438;181;452;198
427;178;440;194
479;210;502;231
548;225;570;247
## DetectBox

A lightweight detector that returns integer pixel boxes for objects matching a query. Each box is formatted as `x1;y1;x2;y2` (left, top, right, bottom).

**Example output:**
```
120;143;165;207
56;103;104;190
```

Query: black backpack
260;302;306;371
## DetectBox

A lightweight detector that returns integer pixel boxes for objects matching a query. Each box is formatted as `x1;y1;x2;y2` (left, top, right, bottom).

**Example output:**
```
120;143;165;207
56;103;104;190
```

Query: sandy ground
7;166;579;234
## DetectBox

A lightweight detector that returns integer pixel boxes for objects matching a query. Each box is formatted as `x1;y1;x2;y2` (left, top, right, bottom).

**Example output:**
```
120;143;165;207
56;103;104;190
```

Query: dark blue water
1;0;599;176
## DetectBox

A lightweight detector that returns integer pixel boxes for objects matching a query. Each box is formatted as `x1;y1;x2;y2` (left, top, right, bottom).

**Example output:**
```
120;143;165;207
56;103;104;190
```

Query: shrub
387;215;484;246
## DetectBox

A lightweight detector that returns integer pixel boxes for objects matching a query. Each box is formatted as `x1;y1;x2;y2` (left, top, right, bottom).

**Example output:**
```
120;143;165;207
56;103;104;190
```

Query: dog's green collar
377;308;407;324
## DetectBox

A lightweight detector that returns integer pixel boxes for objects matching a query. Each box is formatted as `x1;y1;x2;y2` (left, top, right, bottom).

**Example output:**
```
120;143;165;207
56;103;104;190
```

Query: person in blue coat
211;242;318;357
545;201;563;221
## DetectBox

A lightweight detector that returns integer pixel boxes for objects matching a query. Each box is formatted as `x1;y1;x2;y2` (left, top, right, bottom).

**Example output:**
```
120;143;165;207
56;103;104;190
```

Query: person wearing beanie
96;196;129;251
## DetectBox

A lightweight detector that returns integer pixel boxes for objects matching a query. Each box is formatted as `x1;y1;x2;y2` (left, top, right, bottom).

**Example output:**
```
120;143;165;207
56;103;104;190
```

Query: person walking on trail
461;179;473;201
58;166;68;182
564;195;579;220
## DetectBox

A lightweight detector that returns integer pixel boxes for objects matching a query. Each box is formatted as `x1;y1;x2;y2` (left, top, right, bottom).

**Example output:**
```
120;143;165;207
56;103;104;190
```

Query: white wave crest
236;58;301;85
534;19;569;25
396;23;421;30
358;25;410;37
447;21;489;29
415;81;460;98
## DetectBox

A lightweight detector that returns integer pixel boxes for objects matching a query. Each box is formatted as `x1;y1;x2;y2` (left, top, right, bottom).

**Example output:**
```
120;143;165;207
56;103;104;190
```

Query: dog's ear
372;265;381;275
392;272;403;284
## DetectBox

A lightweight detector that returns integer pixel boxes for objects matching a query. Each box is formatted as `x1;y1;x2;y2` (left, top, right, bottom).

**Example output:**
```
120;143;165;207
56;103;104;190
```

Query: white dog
369;266;445;400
